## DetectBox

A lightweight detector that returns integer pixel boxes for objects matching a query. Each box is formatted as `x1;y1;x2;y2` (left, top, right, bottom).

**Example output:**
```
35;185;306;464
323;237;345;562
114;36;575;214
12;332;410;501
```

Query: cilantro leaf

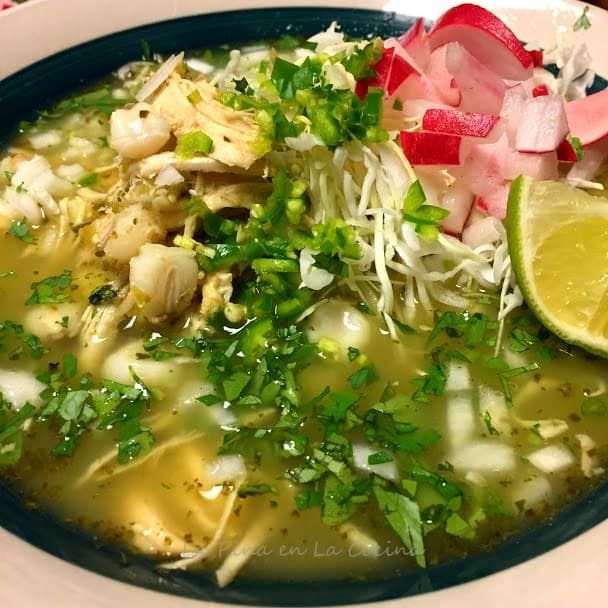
26;270;72;305
573;5;591;31
374;485;426;567
349;364;380;389
238;484;277;497
7;219;34;244
88;284;118;305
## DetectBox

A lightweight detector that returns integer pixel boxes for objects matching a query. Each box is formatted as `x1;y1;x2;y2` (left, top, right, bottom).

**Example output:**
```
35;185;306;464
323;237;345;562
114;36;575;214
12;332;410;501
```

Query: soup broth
0;28;607;588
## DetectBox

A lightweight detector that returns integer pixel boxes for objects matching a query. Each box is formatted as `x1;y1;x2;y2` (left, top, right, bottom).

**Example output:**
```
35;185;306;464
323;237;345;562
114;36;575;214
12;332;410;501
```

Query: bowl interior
0;7;607;606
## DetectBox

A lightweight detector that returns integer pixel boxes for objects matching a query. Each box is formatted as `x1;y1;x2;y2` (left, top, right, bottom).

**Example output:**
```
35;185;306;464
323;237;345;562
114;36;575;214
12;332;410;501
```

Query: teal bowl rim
0;7;607;606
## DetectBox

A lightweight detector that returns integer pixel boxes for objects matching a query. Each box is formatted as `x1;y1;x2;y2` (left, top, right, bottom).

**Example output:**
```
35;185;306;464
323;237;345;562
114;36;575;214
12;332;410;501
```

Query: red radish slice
398;18;431;68
532;84;550;97
515;95;569;153
445;42;506;114
400;131;462;165
423;108;499;137
460;135;508;198
500;83;527;145
426;46;461;106
565;87;608;146
440;183;475;235
529;49;544;68
428;3;533;81
355;46;419;98
556;139;579;163
503;150;558;181
476;182;511;220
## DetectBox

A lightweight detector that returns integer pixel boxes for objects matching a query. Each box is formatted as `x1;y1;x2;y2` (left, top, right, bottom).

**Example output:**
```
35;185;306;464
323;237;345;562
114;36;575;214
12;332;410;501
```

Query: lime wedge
507;175;608;356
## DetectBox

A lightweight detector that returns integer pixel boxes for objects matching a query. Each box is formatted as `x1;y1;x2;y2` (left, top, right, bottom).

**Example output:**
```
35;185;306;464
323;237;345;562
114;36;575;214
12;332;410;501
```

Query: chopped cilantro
238;484;277;497
347;346;360;362
581;396;608;416
0;320;47;359
295;489;323;510
573;5;591;31
374;484;426;567
88;284;118;305
482;411;500;436
368;451;393;465
349;364;380;389
7;219;34;244
499;362;541;408
567;135;584;160
445;512;475;539
26;270;72;305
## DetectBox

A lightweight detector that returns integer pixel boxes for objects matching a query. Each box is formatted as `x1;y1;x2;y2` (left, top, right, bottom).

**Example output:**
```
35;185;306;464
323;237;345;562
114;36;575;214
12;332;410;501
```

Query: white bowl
0;1;606;606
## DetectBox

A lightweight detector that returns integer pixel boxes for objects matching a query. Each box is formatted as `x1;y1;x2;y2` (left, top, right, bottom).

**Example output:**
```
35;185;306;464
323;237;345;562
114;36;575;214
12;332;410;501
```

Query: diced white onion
478;385;511;435
445;361;471;392
299;248;334;290
0;369;45;409
527;444;575;473
352;443;399;482
155;165;184;187
510;475;552;509
28;130;62;150
450;441;516;473
206;454;246;484
576;434;605;478
446;394;476;449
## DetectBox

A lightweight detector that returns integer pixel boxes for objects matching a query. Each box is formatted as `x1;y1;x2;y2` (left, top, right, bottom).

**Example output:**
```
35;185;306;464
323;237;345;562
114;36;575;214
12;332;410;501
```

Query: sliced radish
428;3;533;81
532;84;550;97
567;137;608;182
503;149;558;181
556;139;579;163
529;49;544;68
460;134;508;198
440;183;474;235
476;183;511;219
500;83;527;145
399;131;461;165
515;95;569;153
425;46;461;106
398;18;430;68
423;108;499;138
355;46;419;98
565;87;608;146
445;42;506;114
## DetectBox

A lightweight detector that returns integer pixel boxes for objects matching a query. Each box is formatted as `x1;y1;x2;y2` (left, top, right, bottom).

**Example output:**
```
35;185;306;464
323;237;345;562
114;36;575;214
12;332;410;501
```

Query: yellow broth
0;45;607;586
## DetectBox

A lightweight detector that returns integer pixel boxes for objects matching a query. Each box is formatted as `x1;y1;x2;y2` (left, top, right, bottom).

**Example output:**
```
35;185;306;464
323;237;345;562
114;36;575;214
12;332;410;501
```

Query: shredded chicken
196;174;270;212
151;73;263;169
201;271;233;320
136;151;266;180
